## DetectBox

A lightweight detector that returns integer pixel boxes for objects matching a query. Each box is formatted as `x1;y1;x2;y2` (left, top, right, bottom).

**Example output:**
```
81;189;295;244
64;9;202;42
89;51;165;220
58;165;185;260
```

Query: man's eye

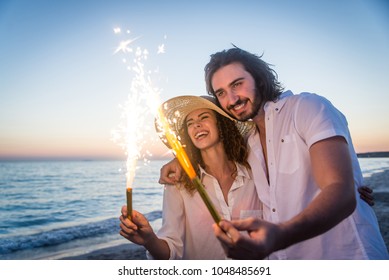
186;122;193;128
232;82;241;89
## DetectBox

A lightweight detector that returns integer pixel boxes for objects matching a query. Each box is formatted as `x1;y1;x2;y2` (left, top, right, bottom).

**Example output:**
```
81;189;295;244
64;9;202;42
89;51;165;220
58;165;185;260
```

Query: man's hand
358;186;374;206
213;218;283;259
159;158;183;184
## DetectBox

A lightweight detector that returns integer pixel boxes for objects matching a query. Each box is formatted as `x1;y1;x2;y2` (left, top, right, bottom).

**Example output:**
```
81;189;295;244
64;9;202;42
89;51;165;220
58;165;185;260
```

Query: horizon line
0;155;172;162
1;151;389;162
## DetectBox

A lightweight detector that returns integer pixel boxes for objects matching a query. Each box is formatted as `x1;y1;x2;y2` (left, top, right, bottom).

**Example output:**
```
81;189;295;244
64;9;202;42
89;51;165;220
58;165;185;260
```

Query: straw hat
156;95;255;147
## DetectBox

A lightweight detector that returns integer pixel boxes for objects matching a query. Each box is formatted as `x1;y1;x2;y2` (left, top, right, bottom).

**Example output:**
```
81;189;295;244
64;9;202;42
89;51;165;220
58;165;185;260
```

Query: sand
62;170;389;260
364;169;389;250
60;242;147;260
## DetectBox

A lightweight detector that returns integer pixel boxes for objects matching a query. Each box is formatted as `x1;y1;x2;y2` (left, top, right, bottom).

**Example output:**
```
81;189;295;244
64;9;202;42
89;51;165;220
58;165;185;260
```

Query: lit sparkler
112;29;220;224
111;29;164;220
156;108;221;224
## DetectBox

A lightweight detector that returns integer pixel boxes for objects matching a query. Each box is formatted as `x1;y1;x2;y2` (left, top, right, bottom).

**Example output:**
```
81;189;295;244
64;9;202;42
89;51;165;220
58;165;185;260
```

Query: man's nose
226;89;239;104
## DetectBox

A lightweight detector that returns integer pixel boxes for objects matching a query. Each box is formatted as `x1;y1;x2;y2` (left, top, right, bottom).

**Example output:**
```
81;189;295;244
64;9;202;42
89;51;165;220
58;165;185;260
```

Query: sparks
157;44;165;54
114;36;141;54
111;30;167;192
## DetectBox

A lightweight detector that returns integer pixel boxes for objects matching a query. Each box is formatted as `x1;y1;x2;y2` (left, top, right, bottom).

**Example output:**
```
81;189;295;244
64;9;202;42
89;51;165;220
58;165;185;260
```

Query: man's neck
252;108;265;132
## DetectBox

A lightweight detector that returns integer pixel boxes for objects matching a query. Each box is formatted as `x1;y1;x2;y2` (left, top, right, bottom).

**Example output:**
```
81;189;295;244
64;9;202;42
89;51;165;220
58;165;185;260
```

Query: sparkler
112;28;220;224
111;28;165;221
156;108;221;224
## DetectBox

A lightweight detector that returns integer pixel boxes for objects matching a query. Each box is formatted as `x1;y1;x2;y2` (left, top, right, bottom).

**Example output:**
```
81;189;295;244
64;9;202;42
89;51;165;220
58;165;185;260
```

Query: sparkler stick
126;187;132;220
157;108;221;224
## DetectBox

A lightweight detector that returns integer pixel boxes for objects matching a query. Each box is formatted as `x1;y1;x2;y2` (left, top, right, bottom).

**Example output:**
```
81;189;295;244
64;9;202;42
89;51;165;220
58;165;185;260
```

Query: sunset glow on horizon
1;0;388;161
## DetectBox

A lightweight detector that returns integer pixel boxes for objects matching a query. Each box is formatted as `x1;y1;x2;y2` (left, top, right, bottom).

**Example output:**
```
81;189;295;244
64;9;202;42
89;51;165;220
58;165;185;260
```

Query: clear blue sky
1;0;388;160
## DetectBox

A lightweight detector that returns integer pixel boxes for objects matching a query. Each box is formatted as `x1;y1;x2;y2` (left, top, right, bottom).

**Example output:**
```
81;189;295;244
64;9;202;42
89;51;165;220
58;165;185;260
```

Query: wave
0;210;162;256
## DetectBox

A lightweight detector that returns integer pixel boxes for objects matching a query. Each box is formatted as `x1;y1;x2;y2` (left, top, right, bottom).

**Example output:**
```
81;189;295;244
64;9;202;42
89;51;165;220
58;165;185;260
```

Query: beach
364;169;389;250
62;169;389;260
60;242;148;260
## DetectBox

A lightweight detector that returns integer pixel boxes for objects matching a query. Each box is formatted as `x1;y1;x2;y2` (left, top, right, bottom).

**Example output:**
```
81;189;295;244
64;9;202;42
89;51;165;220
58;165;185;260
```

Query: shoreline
62;170;389;260
60;242;147;260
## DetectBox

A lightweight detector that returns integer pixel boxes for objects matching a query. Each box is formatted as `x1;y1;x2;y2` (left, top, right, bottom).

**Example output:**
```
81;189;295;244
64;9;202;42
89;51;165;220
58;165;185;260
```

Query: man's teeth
233;102;245;110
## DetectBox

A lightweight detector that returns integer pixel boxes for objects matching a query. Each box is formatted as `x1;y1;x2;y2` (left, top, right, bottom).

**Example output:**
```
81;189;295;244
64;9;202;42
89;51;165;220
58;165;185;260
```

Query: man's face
211;62;261;121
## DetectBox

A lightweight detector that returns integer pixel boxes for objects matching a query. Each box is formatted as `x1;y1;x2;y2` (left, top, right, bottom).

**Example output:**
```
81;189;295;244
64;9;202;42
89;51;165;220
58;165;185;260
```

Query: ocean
1;158;388;260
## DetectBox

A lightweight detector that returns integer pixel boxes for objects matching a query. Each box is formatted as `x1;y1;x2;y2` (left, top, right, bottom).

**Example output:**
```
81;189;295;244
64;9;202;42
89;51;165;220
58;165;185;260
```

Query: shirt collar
264;90;293;113
198;162;252;184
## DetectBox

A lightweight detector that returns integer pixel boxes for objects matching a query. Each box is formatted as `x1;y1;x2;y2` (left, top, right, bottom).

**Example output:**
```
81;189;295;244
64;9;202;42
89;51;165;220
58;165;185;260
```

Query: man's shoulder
283;91;329;106
282;90;318;99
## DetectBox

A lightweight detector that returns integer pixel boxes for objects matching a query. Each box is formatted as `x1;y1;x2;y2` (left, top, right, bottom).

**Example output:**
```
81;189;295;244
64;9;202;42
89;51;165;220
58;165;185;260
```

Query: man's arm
214;136;356;259
278;136;356;248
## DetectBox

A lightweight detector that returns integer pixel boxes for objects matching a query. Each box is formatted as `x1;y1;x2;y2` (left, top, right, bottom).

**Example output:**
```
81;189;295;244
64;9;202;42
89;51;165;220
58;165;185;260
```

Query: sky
0;0;388;160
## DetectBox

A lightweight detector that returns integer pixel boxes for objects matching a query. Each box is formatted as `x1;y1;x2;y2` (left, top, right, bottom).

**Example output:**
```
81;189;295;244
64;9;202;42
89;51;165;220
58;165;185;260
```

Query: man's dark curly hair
204;47;284;105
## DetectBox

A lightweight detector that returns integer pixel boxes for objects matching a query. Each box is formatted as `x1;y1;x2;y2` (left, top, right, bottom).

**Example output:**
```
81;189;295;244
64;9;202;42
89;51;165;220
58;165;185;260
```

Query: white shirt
149;163;262;259
248;90;388;259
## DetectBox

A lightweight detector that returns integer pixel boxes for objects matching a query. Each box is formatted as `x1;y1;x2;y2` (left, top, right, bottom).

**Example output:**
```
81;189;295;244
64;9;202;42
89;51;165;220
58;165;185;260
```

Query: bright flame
155;107;221;223
156;108;196;180
111;29;165;189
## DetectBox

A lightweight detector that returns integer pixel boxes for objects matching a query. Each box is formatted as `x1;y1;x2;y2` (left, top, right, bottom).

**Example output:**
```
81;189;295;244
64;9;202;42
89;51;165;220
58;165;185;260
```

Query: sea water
0;160;167;259
0;158;388;260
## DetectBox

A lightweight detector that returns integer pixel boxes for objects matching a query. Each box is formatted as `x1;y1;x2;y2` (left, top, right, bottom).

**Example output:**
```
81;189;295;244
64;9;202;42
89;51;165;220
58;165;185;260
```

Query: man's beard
231;91;262;121
245;94;262;120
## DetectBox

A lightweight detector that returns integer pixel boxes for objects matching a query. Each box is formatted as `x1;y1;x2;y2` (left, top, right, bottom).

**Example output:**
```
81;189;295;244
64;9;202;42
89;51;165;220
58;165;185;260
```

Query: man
160;47;387;259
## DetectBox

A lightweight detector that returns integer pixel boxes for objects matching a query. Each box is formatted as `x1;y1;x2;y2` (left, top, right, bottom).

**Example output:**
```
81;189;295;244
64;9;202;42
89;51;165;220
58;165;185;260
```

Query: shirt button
275;108;279;111
272;208;276;212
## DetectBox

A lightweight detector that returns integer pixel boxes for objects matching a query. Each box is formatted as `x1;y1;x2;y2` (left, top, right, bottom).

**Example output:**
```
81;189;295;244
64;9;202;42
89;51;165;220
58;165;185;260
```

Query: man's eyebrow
214;77;245;94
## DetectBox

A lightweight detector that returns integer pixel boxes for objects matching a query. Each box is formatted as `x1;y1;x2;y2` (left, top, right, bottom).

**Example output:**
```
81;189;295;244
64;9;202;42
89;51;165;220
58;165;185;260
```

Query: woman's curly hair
178;111;250;195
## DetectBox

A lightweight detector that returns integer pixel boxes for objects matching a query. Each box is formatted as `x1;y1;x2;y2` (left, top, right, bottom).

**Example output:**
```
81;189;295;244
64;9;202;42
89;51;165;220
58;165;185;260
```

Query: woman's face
185;108;220;150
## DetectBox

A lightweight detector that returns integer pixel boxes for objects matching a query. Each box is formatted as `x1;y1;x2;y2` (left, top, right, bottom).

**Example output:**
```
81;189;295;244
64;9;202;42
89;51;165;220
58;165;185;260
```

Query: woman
119;95;261;259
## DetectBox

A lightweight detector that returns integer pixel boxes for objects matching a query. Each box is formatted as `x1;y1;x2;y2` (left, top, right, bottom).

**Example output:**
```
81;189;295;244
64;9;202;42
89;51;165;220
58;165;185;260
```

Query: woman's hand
119;207;155;245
